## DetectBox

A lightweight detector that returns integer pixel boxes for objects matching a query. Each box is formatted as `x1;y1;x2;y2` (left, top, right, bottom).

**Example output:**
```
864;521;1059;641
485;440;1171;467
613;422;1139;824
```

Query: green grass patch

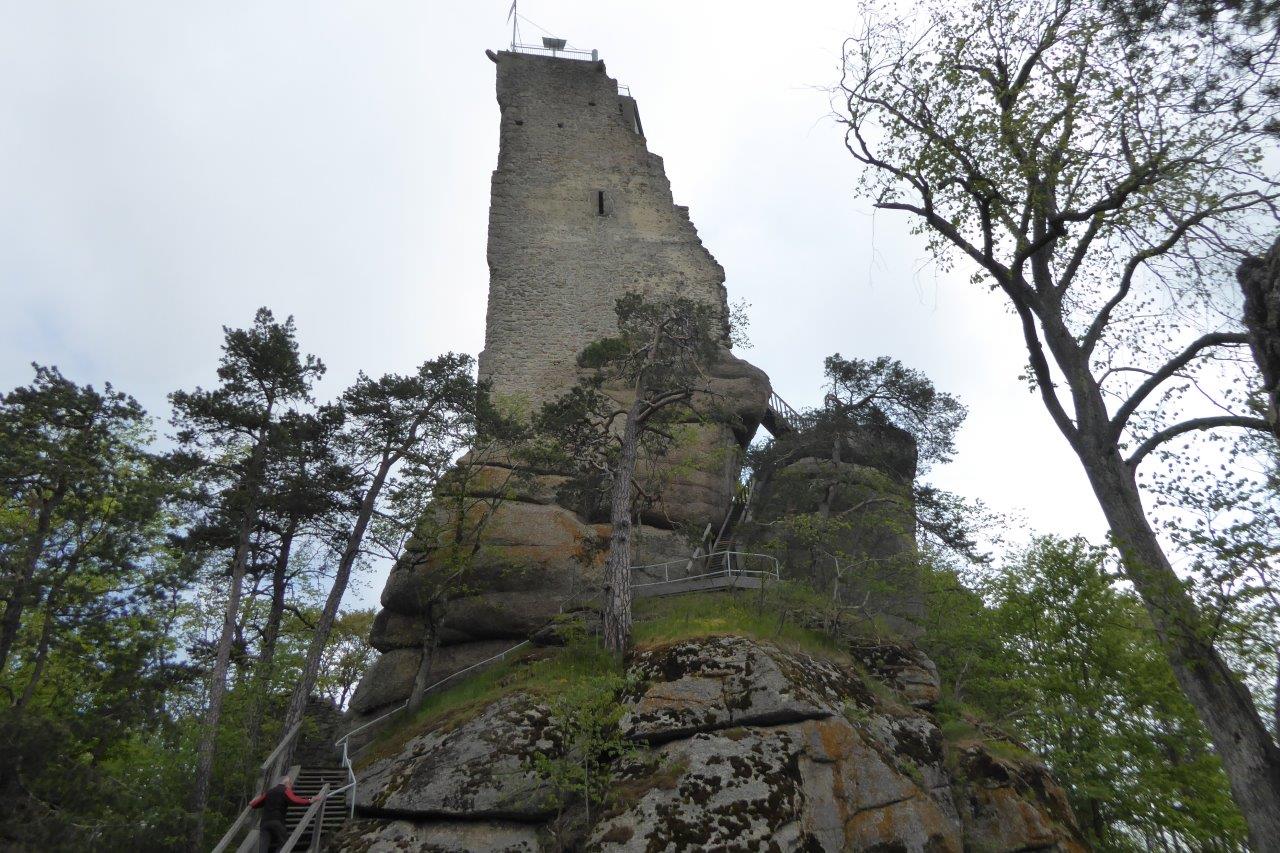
632;591;846;660
939;717;983;744
984;739;1037;763
933;696;1037;766
355;639;622;770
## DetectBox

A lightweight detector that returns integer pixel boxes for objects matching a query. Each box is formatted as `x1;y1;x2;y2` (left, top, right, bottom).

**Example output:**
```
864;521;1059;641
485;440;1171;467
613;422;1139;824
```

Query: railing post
313;795;328;853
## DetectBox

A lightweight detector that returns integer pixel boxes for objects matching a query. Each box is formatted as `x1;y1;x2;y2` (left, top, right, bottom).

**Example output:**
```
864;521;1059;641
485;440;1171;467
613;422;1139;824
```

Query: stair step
280;764;350;851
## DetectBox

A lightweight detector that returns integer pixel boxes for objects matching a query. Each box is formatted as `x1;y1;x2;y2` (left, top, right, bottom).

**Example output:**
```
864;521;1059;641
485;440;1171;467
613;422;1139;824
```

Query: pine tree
171;308;323;850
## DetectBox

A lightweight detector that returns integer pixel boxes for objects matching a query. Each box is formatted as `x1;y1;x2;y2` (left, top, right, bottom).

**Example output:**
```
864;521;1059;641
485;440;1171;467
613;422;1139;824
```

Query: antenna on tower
507;0;520;50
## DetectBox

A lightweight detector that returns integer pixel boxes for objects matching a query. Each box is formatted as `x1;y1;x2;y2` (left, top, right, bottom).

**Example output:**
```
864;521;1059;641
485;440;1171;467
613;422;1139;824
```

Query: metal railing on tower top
511;42;597;60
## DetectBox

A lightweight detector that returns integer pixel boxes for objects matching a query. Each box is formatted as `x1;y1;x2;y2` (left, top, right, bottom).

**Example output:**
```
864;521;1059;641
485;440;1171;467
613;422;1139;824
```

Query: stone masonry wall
481;51;733;412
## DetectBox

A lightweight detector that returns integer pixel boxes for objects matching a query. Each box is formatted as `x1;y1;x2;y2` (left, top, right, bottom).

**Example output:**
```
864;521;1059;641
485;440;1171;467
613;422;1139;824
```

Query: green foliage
577;336;632;369
0;312;499;849
922;537;1248;849
535;293;736;521
359;637;621;769
633;588;849;658
0;363;196;849
841;1;1279;837
527;654;640;834
823;354;967;469
745;353;987;567
536;293;739;653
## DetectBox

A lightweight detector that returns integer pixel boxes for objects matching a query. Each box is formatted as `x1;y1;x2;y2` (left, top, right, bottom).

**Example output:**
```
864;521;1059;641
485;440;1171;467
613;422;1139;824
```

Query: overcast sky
0;1;1109;600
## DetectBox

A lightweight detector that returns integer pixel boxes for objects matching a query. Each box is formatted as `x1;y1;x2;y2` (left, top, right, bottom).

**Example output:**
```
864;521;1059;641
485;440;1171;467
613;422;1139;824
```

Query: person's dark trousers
257;820;287;853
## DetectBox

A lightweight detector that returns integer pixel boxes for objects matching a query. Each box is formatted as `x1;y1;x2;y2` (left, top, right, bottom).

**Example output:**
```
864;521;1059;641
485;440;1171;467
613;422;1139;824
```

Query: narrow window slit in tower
597;190;606;216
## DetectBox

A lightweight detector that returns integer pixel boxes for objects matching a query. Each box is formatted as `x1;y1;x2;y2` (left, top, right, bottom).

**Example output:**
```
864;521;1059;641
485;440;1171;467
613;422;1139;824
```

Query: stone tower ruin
473;49;773;535
479;50;736;412
347;51;771;724
347;50;921;725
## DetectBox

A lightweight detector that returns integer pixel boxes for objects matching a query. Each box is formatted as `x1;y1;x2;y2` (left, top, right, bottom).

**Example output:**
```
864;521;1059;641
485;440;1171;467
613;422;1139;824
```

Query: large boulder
593;348;770;531
590;718;963;852
745;453;925;635
368;499;605;659
340;635;1086;852
844;635;941;708
349;639;523;717
355;692;561;820
354;344;767;713
332;819;544;853
622;636;863;743
381;501;604;617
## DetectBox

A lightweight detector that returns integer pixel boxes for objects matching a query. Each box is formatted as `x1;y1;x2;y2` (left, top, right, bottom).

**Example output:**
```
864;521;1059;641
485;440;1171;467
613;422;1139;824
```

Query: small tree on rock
538;293;732;655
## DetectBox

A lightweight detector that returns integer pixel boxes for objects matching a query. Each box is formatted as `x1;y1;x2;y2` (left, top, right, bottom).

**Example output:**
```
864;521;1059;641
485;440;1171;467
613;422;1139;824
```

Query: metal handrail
278;783;330;853
332;639;532;820
712;479;754;553
630;550;781;588
768;392;801;427
511;42;597;60
260;719;303;791
210;805;255;853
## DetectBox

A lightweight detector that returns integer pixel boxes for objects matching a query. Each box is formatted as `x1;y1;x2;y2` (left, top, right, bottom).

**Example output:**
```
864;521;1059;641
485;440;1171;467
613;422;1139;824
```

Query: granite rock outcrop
334;634;1086;852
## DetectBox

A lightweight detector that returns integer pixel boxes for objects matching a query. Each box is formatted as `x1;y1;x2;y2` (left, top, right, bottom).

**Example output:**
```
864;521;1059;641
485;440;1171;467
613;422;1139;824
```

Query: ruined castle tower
479;50;738;412
348;51;771;723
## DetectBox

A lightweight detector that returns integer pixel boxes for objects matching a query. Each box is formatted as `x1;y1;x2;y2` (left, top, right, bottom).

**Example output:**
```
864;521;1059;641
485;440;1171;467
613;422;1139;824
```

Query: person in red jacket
249;774;316;853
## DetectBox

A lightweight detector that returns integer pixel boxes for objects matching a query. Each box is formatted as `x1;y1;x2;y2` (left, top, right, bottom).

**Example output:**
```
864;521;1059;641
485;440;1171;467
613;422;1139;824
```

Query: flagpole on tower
508;1;519;50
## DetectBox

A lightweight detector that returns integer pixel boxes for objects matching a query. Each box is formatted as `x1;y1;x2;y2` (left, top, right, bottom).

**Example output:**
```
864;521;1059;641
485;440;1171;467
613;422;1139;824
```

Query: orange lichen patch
845;797;961;852
812;716;856;762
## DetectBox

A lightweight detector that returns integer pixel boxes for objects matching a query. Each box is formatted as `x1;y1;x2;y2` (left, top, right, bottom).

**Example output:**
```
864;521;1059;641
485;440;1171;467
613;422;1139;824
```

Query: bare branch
1127;416;1272;469
1110;332;1250;437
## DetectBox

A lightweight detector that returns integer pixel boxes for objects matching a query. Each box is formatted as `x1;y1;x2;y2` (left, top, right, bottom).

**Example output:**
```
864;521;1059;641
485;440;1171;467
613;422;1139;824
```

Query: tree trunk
0;483;64;673
1274;646;1280;745
1033;301;1280;847
15;579;61;711
189;440;269;852
244;524;296;764
282;457;393;741
1081;445;1280;850
408;617;441;710
602;401;642;655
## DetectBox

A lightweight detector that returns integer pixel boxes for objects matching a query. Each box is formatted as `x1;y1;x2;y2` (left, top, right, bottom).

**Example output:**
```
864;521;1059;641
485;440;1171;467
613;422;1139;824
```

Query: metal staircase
211;720;353;853
285;767;347;849
761;391;799;437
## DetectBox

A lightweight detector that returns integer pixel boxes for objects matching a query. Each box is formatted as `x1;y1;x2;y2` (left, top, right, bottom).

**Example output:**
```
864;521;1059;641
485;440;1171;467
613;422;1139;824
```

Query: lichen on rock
337;634;1087;852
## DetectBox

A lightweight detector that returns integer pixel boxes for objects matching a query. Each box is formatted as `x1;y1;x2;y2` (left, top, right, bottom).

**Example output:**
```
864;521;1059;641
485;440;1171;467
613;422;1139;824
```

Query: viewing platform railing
511;42;597;60
630;550;780;590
